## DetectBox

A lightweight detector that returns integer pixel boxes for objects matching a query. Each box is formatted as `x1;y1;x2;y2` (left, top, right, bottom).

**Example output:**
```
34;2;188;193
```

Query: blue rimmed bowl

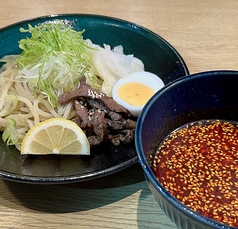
135;71;238;229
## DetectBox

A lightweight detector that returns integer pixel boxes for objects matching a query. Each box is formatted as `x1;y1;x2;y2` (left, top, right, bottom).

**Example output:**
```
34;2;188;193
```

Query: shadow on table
0;163;149;213
136;187;177;229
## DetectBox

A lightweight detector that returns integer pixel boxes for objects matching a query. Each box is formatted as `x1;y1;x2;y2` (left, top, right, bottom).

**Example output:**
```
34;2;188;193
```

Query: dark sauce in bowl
152;119;238;227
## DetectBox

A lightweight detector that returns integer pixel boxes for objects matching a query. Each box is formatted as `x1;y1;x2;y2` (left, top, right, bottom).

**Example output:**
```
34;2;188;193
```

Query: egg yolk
117;82;154;106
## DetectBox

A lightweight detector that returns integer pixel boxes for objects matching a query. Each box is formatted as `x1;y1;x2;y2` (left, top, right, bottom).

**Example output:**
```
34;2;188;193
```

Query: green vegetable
2;119;18;145
17;20;101;108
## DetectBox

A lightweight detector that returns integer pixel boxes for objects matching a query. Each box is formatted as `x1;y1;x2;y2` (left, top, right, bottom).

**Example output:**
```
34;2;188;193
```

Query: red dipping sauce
153;120;238;227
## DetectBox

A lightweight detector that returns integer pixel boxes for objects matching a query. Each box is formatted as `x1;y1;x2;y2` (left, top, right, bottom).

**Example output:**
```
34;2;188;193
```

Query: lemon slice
21;118;90;155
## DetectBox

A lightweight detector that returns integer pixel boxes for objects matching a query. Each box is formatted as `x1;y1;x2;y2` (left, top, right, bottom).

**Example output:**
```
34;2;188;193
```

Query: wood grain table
1;0;238;228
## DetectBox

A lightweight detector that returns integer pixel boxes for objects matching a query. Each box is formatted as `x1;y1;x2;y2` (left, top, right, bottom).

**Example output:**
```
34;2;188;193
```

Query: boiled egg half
112;71;164;117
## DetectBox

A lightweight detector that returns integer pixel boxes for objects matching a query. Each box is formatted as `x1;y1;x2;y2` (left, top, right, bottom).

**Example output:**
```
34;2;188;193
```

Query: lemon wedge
21;118;90;155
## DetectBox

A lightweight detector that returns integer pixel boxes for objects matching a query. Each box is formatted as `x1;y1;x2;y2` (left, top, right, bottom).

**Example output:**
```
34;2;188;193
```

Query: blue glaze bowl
0;14;189;184
135;71;238;229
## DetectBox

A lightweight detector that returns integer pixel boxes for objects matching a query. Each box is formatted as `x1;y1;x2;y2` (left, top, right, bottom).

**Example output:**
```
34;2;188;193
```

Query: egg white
112;71;164;117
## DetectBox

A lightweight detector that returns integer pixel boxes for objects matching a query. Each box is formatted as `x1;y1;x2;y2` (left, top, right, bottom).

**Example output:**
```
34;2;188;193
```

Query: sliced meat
106;118;136;130
74;100;90;126
108;129;134;146
88;136;102;146
90;109;108;142
59;77;130;114
85;98;109;113
60;77;136;147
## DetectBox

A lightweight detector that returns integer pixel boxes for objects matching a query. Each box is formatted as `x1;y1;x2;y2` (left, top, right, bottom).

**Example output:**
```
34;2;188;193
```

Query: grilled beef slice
59;77;129;114
58;77;137;146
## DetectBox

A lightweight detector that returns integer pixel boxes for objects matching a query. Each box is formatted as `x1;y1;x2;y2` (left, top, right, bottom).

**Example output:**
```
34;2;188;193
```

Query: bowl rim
135;70;238;229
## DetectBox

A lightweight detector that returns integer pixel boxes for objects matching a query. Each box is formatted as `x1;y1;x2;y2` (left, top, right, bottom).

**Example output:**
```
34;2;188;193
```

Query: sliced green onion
17;20;97;108
2;119;18;145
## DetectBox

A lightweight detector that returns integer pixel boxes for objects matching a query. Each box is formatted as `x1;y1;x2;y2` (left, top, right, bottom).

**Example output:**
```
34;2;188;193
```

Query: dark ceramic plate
0;14;189;183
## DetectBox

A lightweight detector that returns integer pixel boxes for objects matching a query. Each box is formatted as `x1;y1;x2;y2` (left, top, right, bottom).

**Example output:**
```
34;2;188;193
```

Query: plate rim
0;13;189;184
